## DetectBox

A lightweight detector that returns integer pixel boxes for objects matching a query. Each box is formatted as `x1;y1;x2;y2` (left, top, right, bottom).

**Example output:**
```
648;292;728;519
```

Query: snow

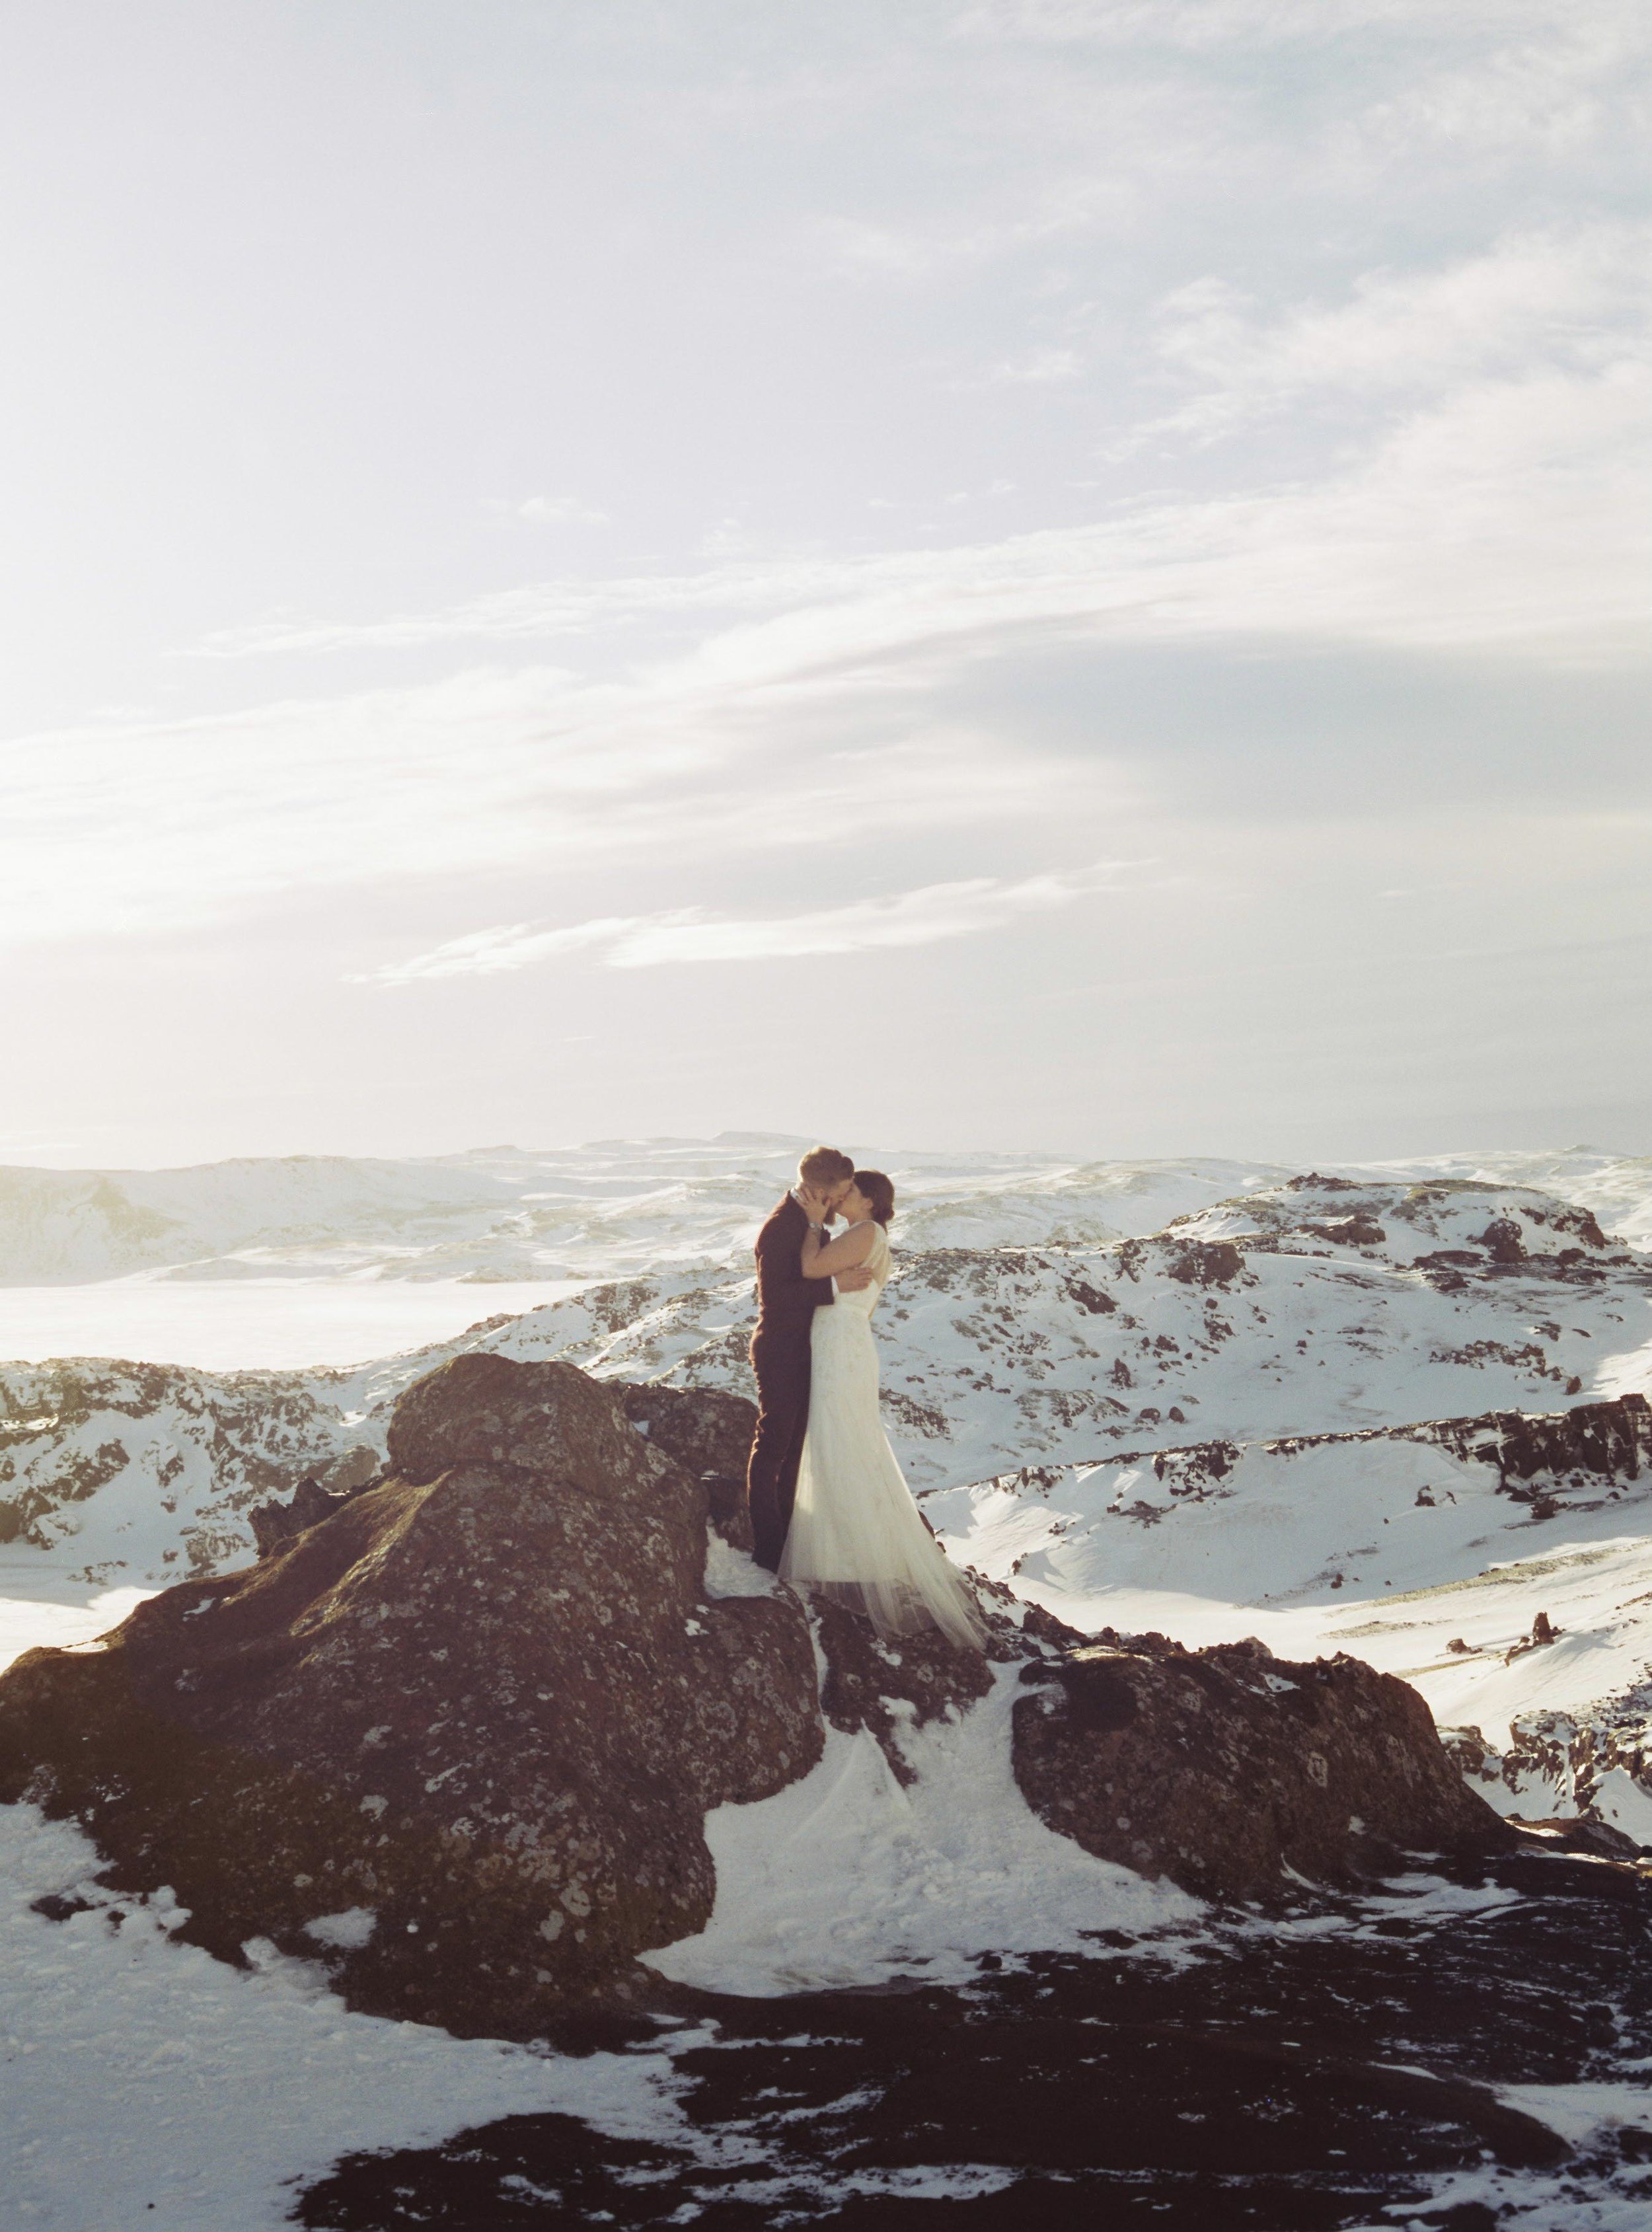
0;1277;582;1372
643;1662;1199;1997
0;1804;685;2231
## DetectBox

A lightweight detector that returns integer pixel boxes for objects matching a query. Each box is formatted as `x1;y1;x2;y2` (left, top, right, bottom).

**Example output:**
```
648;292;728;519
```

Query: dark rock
1165;1240;1244;1288
616;1380;754;1479
293;1831;1652;2227
1019;1599;1090;1651
248;1473;378;1558
0;1354;821;2036
1013;1632;1509;1900
1469;1392;1651;1493
1509;1816;1649;1862
1305;1216;1388;1247
617;1380;757;1552
30;1890;96;1921
1476;1217;1528;1264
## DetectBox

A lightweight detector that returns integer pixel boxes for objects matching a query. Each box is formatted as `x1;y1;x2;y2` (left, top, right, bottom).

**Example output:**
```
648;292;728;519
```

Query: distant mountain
1;1133;1647;1286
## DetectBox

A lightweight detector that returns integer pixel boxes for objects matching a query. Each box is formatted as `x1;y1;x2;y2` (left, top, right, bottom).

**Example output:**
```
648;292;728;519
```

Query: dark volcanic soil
293;1841;1652;2231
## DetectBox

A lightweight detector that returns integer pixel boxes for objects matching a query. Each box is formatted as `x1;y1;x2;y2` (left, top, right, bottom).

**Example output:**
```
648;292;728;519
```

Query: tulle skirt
779;1304;987;1651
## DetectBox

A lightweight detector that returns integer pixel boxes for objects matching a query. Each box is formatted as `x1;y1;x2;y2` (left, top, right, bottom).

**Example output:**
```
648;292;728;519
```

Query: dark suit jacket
752;1193;835;1348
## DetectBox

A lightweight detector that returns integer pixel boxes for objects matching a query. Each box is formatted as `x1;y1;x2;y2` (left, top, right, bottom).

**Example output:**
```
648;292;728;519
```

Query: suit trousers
746;1325;813;1572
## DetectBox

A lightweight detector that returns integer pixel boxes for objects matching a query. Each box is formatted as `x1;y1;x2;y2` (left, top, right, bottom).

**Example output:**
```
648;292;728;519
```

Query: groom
747;1145;875;1571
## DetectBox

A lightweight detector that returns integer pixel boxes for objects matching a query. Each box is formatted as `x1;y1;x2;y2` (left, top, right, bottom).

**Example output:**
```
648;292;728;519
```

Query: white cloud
186;221;1649;692
9;219;1645;959
198;350;1647;673
356;860;1144;986
1362;12;1649;155
1132;222;1650;445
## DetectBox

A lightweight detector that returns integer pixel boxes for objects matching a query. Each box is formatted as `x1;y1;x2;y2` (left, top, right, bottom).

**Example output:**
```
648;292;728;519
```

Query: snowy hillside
480;1174;1652;1485
0;1137;1268;1287
4;1170;1649;1592
5;1146;1652;1855
928;1403;1652;1848
2;1133;1648;1290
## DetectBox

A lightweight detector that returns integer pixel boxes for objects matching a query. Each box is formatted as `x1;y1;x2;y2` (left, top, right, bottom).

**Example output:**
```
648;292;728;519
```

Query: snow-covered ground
644;1664;1199;1999
0;1136;1286;1290
0;1276;583;1372
0;1804;701;2231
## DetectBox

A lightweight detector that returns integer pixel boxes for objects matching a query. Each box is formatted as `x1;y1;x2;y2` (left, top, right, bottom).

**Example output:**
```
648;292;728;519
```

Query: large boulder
0;1355;820;2036
1014;1632;1510;1900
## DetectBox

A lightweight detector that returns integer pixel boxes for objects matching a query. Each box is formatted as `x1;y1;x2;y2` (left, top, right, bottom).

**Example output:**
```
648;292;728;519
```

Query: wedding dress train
779;1224;987;1650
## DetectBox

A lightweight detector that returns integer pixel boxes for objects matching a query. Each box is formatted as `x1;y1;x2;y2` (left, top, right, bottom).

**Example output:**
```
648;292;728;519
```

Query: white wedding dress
780;1222;987;1651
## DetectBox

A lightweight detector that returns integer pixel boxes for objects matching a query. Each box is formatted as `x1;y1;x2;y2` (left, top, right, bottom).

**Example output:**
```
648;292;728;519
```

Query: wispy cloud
981;348;1084;386
1121;221;1651;449
12;317;1641;955
186;342;1652;677
353;860;1146;986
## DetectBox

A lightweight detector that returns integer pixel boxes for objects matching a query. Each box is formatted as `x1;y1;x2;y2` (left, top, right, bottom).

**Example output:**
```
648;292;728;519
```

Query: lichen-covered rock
0;1355;821;2036
617;1382;757;1551
1013;1632;1509;1900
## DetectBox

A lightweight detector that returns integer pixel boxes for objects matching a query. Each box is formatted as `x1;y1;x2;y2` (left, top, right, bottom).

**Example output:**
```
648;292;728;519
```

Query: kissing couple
744;1146;986;1651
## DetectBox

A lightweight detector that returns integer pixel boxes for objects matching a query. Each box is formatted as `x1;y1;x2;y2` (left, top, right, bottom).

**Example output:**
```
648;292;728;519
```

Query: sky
1;0;1648;1170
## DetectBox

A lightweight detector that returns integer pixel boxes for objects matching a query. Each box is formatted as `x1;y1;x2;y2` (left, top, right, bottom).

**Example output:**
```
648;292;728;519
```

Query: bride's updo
854;1169;895;1226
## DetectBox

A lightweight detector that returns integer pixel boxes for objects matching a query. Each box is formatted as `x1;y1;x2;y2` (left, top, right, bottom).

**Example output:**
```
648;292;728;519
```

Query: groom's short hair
798;1145;854;1187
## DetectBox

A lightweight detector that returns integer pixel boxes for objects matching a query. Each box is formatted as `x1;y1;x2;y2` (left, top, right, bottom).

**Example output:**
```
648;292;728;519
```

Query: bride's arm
801;1222;878;1279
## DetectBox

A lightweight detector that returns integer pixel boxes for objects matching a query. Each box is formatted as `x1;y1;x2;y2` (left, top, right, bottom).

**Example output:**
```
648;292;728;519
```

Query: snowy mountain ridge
4;1169;1649;1586
2;1135;1649;1286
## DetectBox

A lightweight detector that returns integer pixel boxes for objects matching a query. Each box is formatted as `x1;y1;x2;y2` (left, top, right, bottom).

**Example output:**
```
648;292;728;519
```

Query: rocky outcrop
615;1382;757;1551
1013;1632;1507;1899
0;1346;1587;2049
0;1355;819;2036
247;1444;383;1556
1444;1681;1652;1840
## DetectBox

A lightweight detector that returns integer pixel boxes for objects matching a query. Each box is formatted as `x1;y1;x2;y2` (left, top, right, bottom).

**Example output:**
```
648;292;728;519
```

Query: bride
778;1169;987;1651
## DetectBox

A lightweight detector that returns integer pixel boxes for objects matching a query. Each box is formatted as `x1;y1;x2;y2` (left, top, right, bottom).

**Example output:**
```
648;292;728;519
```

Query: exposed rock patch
1014;1632;1507;1899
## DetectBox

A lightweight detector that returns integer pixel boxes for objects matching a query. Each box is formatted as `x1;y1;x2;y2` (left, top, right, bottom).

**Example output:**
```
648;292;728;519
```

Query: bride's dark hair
853;1169;895;1225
